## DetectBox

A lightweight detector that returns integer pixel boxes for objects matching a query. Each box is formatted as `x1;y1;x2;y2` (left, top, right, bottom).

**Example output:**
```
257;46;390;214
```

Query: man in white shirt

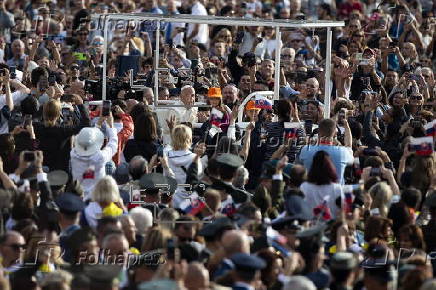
157;85;198;144
186;0;209;45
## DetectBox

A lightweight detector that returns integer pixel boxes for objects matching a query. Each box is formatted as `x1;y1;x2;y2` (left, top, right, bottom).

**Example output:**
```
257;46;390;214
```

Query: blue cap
55;192;85;214
230;253;266;271
284;195;312;221
280;86;300;100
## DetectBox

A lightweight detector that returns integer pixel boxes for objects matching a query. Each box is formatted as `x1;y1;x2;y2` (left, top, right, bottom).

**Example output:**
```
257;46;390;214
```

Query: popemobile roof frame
91;13;344;118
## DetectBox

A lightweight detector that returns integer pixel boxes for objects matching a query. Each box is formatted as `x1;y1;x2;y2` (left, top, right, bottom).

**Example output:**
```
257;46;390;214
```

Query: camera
410;118;422;128
24;151;35;162
9;66;16;79
102;100;111;117
370;167;381;176
84;78;142;101
48;74;56;86
23;114;32;127
338;111;346;125
166;238;177;261
363;148;378;156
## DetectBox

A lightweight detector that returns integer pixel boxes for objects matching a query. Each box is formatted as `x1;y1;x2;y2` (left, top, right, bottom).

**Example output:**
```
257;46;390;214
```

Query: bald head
184;262;210;290
221;230;250;256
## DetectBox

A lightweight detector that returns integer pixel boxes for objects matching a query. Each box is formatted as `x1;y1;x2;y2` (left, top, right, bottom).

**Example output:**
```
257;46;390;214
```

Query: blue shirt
298;145;354;184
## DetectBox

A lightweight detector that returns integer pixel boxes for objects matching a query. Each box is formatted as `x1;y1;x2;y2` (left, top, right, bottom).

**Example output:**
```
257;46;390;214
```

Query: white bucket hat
74;127;104;157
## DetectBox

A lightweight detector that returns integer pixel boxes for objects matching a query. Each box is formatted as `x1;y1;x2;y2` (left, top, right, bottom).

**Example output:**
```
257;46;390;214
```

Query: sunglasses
71;66;79;70
291;39;302;42
410;95;423;100
7;244;26;251
78;33;88;36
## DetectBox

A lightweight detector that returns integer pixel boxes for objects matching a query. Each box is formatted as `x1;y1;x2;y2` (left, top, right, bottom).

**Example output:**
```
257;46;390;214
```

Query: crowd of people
0;0;435;289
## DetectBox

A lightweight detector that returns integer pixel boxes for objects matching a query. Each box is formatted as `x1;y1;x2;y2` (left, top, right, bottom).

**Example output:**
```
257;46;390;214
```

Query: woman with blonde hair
141;226;172;252
368;182;393;217
167;124;203;208
84;176;126;229
34;96;90;171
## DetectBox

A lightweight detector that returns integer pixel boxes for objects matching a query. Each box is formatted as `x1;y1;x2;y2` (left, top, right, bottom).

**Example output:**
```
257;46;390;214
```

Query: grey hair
233;166;249;188
129;155;148;179
129;207;153;235
283;276;316;290
39;270;73;288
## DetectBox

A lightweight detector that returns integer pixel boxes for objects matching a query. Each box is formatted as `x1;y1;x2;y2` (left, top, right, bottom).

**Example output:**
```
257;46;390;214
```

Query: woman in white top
300;150;342;219
167;124;203;208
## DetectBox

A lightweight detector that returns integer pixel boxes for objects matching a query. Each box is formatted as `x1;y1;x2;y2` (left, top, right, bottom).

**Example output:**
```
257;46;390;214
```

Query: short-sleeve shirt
298;145;354;184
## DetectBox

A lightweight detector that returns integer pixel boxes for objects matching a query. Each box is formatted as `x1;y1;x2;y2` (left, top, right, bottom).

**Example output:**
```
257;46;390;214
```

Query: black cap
295;223;328;242
198;217;235;237
139;173;178;195
230;253;266;272
330;252;358;270
216;153;244;168
271;216;303;231
48;170;69;187
55;192;85;214
284;195;312;221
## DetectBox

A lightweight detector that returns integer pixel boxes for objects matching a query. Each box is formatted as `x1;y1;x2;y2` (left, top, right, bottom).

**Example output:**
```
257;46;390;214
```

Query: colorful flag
424;120;435;137
255;96;273;110
221;203;236;217
284;122;301;139
181;198;206;216
313;200;332;221
344;192;354;213
409;136;434;156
